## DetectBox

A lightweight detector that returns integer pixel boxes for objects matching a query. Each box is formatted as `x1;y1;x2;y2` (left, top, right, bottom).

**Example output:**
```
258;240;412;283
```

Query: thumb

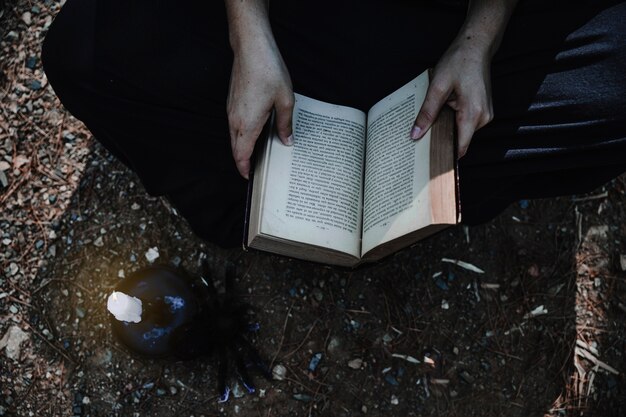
411;82;450;140
275;93;295;146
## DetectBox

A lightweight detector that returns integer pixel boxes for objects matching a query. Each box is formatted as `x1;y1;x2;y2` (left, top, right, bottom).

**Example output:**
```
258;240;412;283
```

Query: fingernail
410;126;422;140
285;134;294;146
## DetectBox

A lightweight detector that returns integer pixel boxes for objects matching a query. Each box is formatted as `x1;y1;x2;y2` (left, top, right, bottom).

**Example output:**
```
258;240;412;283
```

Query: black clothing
42;0;626;247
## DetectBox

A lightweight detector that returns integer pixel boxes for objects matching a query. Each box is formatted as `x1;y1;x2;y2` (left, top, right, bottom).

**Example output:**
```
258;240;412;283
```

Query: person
42;0;626;248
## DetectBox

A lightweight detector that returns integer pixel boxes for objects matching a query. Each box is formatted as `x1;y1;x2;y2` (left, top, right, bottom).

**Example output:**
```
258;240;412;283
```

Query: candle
107;291;143;323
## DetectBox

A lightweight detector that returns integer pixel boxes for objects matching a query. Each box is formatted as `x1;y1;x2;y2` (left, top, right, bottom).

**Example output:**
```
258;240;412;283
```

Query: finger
232;129;260;180
411;81;451;140
455;110;480;159
275;92;295;146
476;104;494;130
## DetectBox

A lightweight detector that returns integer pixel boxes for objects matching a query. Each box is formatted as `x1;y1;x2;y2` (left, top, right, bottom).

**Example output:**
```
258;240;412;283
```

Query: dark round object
110;265;201;357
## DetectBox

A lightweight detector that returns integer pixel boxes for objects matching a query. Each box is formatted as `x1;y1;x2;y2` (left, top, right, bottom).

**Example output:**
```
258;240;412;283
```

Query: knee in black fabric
166;178;247;249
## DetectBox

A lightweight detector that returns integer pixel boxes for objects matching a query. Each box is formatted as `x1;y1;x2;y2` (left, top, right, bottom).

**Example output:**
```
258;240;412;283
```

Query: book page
260;94;366;257
361;72;431;256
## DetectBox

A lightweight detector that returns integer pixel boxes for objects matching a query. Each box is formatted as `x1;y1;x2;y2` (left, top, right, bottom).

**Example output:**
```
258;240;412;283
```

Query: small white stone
441;299;449;310
347;358;363;369
0;326;30;360
390;395;399;405
272;364;287;381
118;269;125;278
21;12;32;25
620;254;626;272
145;247;159;263
82;396;90;405
93;236;104;247
131;203;141;210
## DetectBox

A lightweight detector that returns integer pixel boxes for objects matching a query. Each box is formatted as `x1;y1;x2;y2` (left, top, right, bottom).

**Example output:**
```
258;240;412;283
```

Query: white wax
107;291;143;323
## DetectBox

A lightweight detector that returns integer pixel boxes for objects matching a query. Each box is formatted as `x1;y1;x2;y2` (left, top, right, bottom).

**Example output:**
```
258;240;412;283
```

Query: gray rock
0;326;30;360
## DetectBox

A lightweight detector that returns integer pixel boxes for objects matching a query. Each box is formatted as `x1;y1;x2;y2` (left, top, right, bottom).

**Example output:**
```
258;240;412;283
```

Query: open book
245;69;459;267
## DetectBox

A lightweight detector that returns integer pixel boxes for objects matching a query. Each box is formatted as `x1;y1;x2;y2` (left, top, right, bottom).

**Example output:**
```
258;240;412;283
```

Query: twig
283;319;319;360
22;321;75;364
270;301;295;369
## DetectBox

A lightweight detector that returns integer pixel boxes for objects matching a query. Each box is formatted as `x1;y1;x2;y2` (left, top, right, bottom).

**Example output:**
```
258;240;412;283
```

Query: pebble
75;307;86;319
0;326;29;360
169;386;177;395
131;203;140;210
118;269;125;278
25;56;37;70
156;389;167;397
293;393;312;402
171;256;182;267
390;395;399;405
459;370;475;384
145;247;159;263
93;236;104;247
35;240;44;250
21;12;32;25
63;132;76;142
9;306;18;314
384;373;400;386
272;364;287;380
347;358;363;369
48;195;57;204
435;277;449;291
327;336;341;356
28;80;42;91
231;383;245;399
308;353;323;372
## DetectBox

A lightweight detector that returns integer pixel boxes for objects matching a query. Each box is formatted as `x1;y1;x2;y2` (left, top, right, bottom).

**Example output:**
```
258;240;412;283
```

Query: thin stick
270;301;295;369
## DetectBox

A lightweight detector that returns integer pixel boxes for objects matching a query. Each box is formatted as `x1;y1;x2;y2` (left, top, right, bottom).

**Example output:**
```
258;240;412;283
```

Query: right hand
227;40;295;179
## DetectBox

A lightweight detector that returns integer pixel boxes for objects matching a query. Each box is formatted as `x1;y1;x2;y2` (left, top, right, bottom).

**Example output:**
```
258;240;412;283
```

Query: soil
1;1;626;416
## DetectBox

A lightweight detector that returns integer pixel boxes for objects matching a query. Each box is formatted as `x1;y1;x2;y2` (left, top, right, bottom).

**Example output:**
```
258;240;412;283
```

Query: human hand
227;40;294;179
410;36;494;158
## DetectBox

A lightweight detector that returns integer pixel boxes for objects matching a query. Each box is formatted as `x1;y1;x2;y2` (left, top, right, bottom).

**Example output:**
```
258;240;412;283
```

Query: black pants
42;0;626;248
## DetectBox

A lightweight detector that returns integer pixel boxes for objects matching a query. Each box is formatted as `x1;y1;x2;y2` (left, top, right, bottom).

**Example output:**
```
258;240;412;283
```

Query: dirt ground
1;1;626;416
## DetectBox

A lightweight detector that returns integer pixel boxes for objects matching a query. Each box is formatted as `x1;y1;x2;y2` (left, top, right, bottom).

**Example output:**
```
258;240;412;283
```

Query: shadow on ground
22;141;626;416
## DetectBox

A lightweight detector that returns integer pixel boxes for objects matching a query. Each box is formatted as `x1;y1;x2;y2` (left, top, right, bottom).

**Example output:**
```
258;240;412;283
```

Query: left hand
410;35;494;158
